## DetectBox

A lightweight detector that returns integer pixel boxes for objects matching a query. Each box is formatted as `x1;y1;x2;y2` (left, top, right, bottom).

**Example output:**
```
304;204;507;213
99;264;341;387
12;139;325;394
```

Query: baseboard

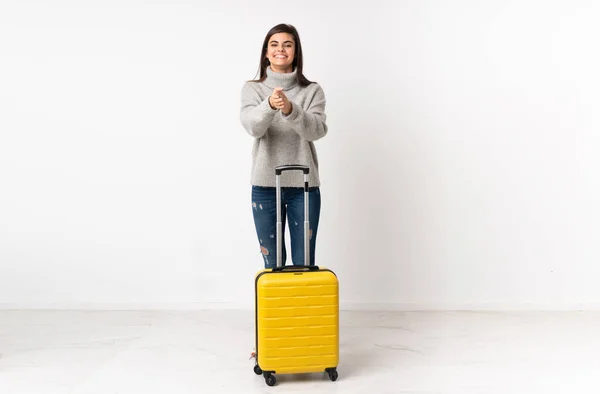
339;301;600;311
0;302;250;311
2;301;600;311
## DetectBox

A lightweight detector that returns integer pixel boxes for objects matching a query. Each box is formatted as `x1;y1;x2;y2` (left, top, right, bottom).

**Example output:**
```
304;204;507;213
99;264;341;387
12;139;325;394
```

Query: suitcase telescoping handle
274;164;314;270
275;165;310;175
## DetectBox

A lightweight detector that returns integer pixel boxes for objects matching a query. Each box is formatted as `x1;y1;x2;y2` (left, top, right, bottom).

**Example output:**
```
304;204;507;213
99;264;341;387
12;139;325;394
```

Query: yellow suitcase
252;165;339;387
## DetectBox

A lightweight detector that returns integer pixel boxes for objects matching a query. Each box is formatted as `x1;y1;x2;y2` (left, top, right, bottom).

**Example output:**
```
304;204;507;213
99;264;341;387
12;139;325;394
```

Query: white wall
1;0;598;310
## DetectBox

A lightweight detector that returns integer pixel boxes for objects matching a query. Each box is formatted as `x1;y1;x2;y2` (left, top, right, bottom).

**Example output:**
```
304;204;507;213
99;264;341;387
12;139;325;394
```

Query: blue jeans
251;186;321;269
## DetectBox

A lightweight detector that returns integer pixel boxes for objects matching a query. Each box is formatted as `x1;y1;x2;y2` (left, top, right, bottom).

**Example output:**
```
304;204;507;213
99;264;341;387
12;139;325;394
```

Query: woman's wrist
268;97;277;110
282;103;292;116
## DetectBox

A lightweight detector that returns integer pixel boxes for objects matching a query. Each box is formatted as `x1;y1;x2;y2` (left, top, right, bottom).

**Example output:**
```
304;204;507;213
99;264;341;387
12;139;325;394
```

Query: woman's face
266;32;295;73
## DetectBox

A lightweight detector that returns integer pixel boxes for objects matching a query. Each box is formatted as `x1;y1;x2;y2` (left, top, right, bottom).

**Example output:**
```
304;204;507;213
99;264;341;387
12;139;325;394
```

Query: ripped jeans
251;185;321;269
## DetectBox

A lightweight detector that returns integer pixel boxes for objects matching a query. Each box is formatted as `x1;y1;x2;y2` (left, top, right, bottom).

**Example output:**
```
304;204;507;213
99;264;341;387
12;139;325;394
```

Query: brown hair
250;23;313;87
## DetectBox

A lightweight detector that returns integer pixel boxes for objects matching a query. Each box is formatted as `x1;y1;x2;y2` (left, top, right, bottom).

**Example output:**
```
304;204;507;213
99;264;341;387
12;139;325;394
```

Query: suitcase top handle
275;165;309;175
272;265;320;272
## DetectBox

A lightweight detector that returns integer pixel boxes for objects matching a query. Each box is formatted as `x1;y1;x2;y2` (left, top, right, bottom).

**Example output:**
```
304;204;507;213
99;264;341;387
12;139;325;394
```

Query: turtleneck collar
264;66;299;90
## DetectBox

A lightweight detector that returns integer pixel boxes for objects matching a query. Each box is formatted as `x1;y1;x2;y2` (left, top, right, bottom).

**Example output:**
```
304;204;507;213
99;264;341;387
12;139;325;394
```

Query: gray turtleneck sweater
240;67;328;188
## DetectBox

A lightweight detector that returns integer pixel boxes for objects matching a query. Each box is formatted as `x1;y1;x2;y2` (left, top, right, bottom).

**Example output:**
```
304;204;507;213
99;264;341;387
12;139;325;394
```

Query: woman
240;23;328;269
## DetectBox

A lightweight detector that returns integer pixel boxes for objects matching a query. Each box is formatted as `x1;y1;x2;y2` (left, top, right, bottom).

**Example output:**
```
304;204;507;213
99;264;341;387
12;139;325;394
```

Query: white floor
0;310;599;394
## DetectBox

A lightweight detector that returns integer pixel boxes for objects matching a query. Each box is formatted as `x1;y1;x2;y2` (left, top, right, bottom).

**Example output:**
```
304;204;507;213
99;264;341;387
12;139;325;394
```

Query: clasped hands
269;87;292;116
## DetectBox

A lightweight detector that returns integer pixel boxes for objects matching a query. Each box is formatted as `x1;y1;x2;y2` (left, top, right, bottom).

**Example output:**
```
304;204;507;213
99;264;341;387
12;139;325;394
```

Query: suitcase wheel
327;368;338;381
253;365;262;375
264;373;276;386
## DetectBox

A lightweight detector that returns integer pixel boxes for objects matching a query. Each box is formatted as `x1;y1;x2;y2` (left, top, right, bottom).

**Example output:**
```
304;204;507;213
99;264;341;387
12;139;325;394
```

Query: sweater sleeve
281;84;328;142
240;83;277;138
